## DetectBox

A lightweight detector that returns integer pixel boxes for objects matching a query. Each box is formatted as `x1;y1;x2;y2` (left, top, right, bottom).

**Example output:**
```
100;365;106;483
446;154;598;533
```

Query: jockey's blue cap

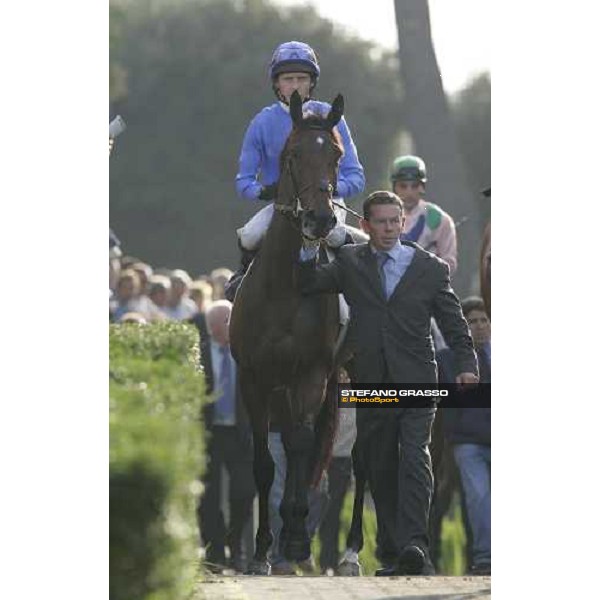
269;41;320;80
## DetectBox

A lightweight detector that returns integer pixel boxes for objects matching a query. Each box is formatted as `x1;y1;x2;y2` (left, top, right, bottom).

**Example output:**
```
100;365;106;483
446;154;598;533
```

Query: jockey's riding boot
224;243;257;302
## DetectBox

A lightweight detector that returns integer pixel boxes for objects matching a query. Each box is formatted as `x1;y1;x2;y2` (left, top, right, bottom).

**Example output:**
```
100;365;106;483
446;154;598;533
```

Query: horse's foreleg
280;420;314;562
242;375;274;575
280;371;330;562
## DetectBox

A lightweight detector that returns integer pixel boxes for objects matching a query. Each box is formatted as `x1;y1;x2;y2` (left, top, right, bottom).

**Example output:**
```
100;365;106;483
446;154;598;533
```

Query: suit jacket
438;346;490;385
299;241;478;384
189;311;209;344
199;333;252;446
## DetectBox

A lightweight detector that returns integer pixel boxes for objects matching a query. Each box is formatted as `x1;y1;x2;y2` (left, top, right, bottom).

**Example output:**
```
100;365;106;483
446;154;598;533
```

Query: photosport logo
337;384;491;408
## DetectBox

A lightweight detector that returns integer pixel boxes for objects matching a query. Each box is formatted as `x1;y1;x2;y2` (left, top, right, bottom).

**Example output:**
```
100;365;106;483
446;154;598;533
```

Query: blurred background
109;0;490;296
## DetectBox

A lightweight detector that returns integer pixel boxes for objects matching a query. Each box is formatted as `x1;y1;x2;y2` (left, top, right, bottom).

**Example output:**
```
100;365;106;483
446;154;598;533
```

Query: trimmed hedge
110;322;206;600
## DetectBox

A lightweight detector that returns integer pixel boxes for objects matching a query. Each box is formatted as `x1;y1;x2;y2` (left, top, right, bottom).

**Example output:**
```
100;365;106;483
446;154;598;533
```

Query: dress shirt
370;241;415;300
210;340;237;426
300;239;415;300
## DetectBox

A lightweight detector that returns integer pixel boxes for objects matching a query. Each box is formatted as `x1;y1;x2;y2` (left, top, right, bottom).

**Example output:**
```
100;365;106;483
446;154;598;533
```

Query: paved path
194;575;491;600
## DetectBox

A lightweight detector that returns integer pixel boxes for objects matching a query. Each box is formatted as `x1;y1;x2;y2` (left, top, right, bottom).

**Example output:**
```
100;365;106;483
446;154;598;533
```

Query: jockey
390;155;458;274
226;41;366;301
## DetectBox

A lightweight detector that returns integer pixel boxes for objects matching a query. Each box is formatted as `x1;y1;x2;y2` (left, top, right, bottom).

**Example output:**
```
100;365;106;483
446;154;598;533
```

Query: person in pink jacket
390;155;457;274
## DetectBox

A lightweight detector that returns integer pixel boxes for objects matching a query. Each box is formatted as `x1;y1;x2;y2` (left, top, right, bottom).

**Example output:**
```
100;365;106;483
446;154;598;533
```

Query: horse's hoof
338;550;362;576
245;560;271;576
283;537;311;562
337;561;361;576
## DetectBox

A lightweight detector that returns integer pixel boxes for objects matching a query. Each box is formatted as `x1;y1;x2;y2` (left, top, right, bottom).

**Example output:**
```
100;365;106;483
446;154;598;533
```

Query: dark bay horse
480;222;491;319
229;90;345;575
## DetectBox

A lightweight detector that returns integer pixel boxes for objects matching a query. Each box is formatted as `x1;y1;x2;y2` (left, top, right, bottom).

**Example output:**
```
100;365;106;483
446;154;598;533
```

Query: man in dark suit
198;300;255;573
299;190;478;575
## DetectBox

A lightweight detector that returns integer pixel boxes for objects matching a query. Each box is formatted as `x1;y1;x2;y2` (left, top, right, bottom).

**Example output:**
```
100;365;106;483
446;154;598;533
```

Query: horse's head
277;90;345;241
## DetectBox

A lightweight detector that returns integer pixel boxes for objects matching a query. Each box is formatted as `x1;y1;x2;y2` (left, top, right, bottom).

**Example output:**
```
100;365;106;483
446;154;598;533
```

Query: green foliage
439;494;467;576
110;2;128;101
109;0;404;274
451;73;491;225
110;322;206;600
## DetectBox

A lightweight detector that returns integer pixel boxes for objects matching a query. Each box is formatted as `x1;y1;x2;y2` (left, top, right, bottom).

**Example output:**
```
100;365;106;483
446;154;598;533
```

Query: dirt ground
194;574;491;600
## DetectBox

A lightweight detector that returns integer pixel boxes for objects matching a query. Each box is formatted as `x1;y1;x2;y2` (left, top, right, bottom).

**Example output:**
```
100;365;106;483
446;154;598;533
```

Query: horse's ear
290;91;303;127
327;94;344;129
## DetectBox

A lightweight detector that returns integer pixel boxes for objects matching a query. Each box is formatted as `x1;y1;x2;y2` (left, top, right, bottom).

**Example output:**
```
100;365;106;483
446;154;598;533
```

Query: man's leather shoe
397;545;426;575
468;563;491;576
375;564;399;577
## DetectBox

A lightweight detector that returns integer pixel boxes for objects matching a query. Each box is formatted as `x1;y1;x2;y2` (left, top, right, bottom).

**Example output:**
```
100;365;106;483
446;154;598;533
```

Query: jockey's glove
300;239;319;261
258;182;278;201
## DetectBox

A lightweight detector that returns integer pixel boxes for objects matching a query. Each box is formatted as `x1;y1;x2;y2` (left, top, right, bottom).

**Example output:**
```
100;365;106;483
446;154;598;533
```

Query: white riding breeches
238;198;349;251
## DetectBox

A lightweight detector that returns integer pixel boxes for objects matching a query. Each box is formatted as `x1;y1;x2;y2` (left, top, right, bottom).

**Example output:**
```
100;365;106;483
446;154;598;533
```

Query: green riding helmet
390;155;427;184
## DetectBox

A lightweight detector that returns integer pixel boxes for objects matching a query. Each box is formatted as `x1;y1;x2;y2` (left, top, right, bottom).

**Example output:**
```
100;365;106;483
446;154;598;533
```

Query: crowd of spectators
109;252;232;326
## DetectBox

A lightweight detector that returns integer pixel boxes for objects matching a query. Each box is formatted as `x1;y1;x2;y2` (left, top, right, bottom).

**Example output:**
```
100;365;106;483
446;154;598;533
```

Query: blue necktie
216;346;235;424
376;252;391;298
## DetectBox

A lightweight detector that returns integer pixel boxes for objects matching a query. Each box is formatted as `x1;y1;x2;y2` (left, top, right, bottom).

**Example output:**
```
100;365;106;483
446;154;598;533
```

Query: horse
229;90;345;575
480;222;491;319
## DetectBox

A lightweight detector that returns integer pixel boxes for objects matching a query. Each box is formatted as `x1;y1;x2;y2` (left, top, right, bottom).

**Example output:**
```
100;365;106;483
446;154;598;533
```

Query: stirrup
224;246;257;302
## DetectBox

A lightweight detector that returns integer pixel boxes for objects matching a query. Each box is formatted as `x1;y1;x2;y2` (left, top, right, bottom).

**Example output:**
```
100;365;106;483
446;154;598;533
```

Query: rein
332;200;362;220
273;151;328;240
273;158;362;228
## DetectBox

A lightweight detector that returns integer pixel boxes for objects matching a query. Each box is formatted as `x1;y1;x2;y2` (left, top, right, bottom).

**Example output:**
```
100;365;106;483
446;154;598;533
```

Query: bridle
273;154;309;222
274;150;363;224
273;126;336;239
